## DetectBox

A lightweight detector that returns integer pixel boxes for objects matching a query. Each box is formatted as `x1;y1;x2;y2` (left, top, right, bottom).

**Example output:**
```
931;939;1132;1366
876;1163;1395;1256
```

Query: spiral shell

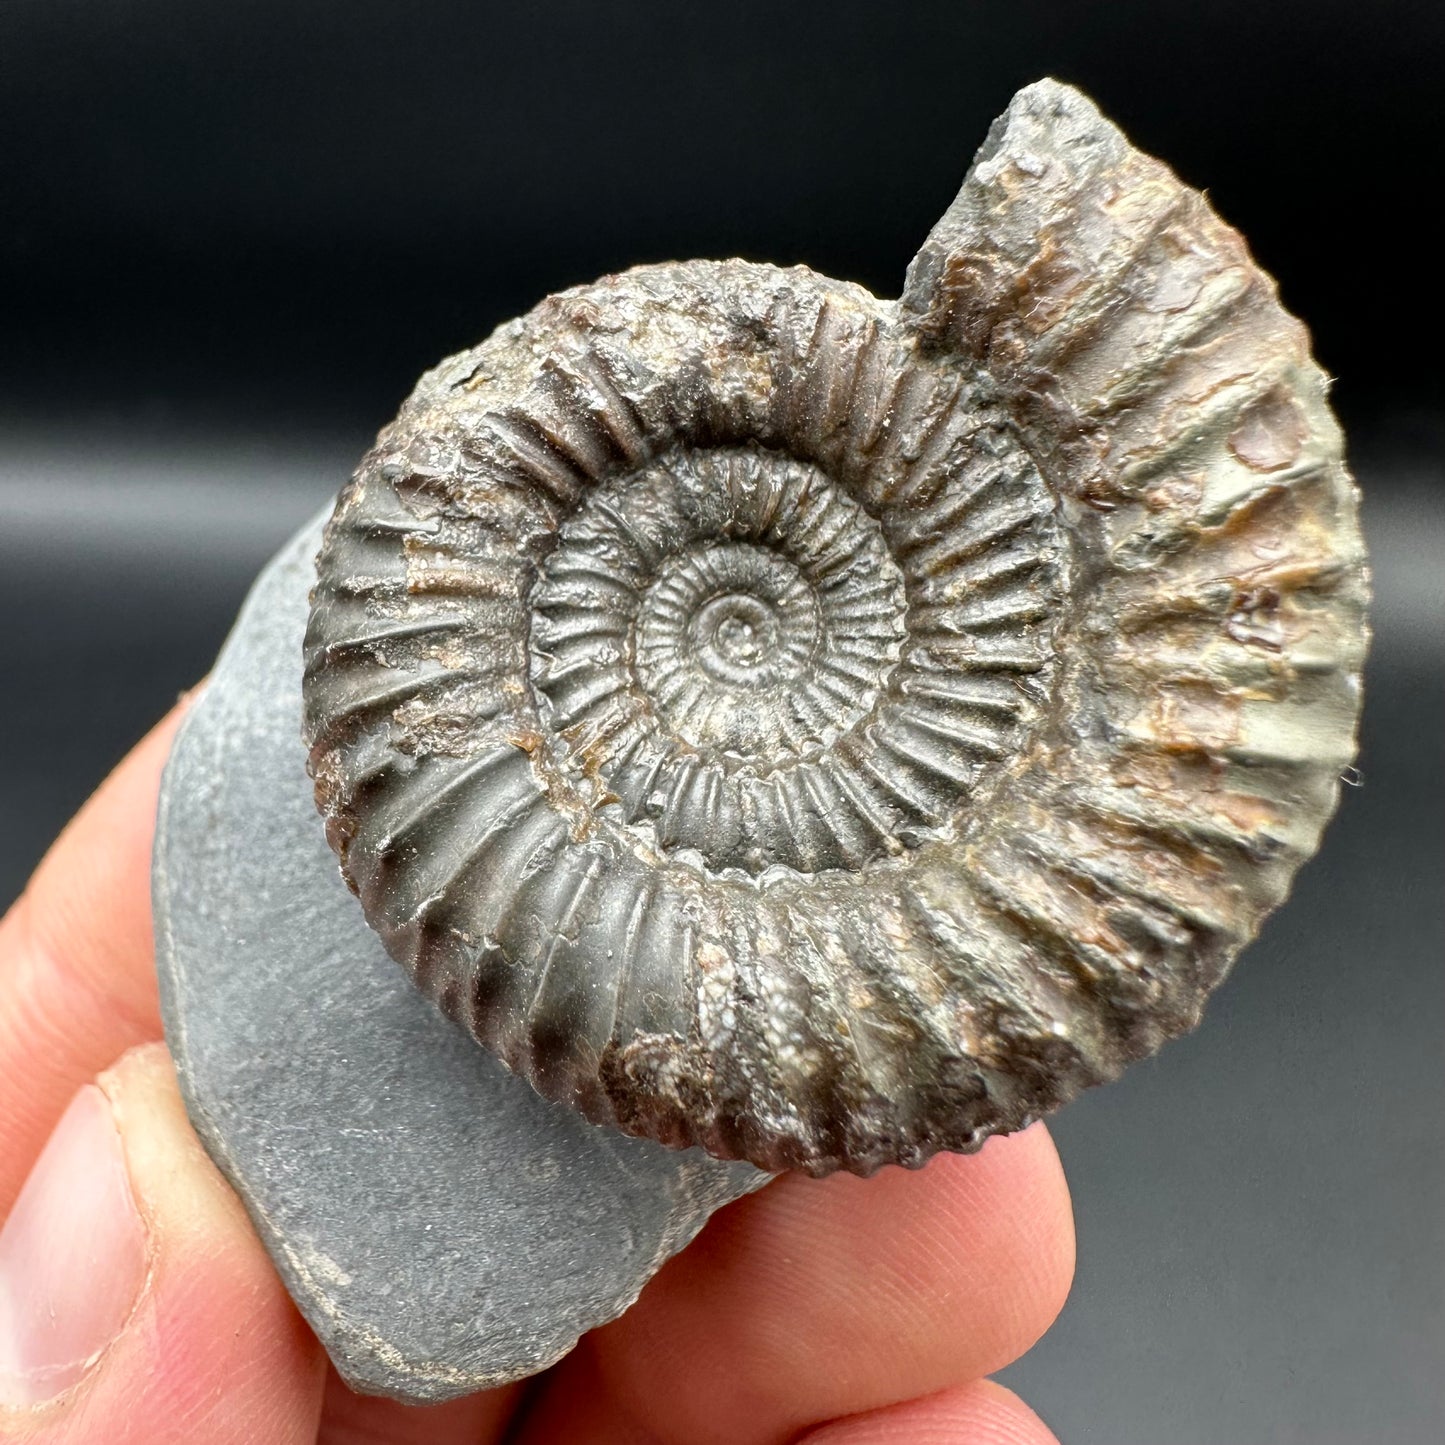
302;80;1367;1175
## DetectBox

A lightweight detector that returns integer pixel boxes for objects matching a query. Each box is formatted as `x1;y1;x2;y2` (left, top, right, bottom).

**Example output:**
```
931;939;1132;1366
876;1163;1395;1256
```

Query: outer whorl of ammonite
302;80;1368;1175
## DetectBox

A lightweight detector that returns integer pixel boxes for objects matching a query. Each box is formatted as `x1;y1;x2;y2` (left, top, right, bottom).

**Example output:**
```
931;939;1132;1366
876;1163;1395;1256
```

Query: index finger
0;700;189;1213
516;1121;1075;1445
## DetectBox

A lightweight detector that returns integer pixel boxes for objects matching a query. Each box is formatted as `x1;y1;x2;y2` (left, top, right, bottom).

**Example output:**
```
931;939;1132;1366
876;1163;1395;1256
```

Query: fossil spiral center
635;542;826;754
529;437;1060;878
705;606;768;670
693;587;787;681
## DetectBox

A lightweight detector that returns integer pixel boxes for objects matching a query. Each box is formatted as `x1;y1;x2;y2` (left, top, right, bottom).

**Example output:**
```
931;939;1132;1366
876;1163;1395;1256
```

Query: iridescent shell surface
302;81;1368;1175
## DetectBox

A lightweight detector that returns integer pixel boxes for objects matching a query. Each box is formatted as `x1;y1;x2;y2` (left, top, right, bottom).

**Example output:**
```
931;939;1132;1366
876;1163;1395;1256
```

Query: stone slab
152;511;766;1403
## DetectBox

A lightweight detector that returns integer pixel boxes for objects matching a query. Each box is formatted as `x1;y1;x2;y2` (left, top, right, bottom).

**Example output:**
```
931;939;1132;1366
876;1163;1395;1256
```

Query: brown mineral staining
301;81;1367;1176
1229;386;1310;472
1211;790;1284;836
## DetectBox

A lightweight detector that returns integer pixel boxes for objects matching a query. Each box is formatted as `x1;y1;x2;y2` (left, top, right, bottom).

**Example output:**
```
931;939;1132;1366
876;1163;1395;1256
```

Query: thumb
0;1044;326;1444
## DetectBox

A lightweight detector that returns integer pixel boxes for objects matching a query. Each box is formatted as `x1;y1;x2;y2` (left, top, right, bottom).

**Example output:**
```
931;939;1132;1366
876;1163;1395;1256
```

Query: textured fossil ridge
302;79;1368;1176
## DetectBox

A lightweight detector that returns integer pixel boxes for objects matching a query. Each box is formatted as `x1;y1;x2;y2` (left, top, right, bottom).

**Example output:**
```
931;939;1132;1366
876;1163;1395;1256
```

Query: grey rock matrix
153;514;765;1403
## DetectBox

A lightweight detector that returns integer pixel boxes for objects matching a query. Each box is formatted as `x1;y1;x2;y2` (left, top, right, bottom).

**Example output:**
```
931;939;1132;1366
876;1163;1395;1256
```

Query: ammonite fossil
302;80;1368;1176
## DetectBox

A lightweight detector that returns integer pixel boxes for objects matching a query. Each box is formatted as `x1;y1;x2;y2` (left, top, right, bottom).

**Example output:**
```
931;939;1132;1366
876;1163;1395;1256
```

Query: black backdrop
3;0;1441;439
2;6;1441;1444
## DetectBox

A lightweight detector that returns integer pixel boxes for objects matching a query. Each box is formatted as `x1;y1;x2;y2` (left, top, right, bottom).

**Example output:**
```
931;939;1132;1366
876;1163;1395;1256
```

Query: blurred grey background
2;3;1441;1441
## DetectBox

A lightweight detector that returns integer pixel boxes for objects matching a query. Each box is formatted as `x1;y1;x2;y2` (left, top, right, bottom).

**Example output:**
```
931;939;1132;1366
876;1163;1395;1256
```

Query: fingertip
799;1380;1061;1444
0;700;196;1214
0;1044;325;1444
97;1043;256;1255
761;1123;1075;1387
0;1083;148;1410
947;1123;1076;1359
21;702;189;940
585;1123;1075;1445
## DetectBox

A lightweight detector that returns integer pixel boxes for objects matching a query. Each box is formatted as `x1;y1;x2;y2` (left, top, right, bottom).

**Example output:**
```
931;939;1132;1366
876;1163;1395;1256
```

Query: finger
797;1381;1060;1444
316;1363;524;1445
0;1043;326;1443
514;1123;1073;1445
0;701;526;1445
0;701;190;1214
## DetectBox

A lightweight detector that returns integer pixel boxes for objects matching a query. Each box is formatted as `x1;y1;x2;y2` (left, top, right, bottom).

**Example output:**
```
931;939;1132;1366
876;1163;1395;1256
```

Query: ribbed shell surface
302;81;1368;1175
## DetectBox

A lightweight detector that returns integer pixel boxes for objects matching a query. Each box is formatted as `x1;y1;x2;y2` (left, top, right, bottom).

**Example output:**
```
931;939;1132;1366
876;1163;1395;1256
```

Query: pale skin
0;698;1074;1444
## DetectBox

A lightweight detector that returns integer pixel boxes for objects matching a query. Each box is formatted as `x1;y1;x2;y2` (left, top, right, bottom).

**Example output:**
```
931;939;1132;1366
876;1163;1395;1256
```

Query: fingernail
0;1085;149;1406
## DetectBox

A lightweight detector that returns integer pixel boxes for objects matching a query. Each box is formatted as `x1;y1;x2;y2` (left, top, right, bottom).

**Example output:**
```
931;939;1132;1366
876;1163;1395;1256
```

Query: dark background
2;4;1441;1441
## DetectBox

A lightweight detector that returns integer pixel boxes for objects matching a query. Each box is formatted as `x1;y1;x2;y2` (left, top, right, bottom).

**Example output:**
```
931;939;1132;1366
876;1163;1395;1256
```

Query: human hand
0;701;1075;1444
